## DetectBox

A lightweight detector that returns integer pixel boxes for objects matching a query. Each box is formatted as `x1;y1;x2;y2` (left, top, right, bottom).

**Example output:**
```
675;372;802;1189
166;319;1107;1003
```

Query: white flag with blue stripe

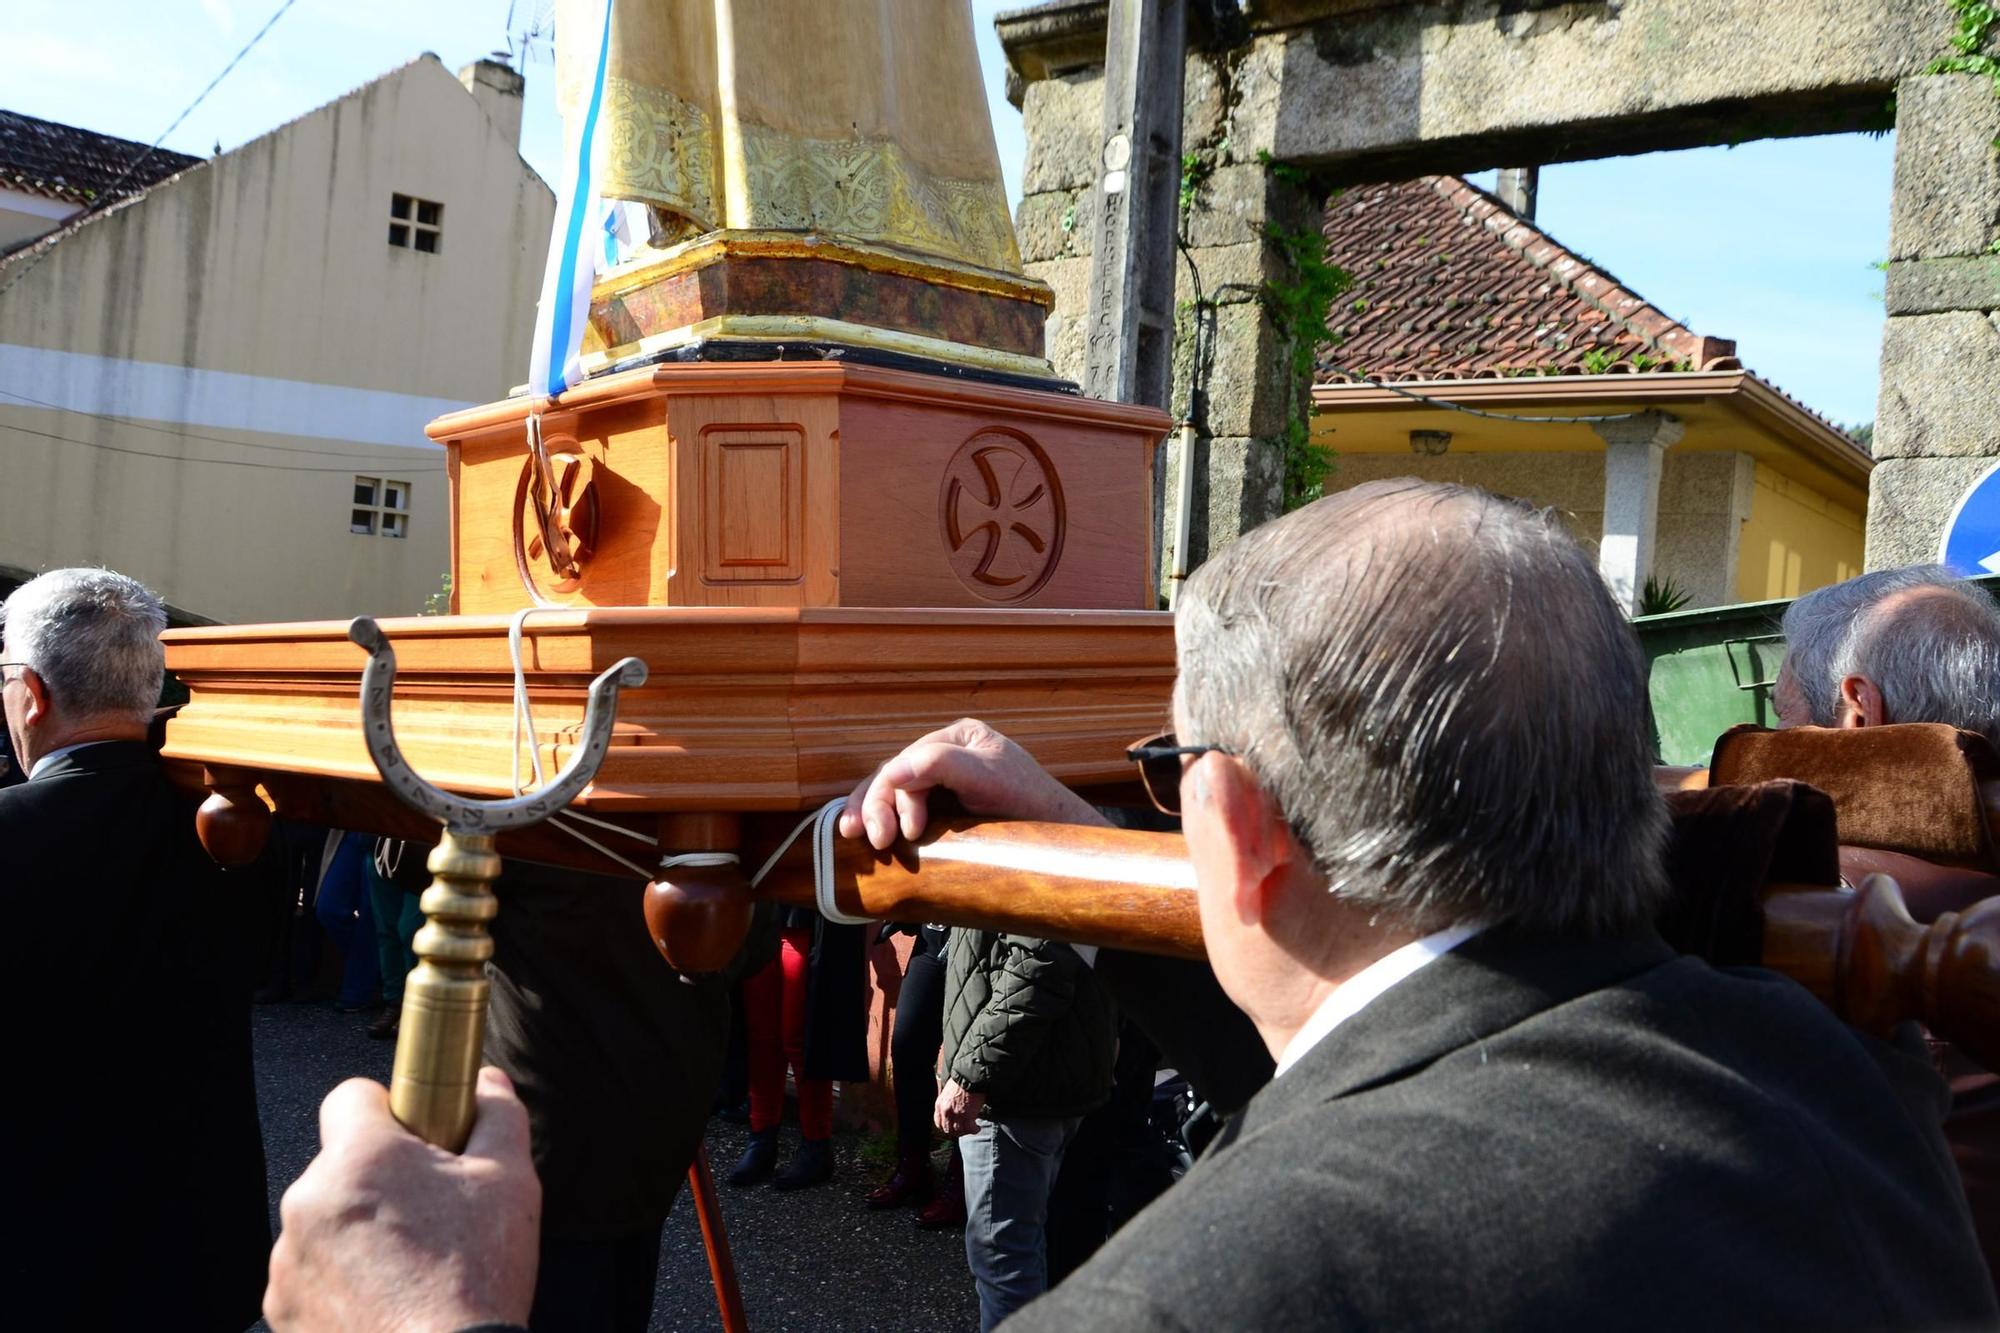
529;0;618;401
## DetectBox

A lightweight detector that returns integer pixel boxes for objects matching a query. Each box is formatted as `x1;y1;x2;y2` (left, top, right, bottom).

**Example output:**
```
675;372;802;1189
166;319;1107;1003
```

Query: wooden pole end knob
645;861;754;974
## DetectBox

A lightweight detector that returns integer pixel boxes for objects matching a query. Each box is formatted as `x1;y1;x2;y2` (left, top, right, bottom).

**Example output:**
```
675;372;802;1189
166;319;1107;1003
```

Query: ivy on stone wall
1931;0;2000;144
1932;0;2000;90
1262;218;1352;509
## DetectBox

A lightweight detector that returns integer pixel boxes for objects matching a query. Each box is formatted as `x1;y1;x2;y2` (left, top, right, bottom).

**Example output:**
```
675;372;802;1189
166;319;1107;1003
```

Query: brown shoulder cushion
1658;779;1840;967
1709;723;2000;872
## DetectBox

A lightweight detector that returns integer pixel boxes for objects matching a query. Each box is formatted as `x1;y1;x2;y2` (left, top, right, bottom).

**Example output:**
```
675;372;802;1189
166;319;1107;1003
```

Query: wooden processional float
157;281;2000;1333
159;351;2000;1097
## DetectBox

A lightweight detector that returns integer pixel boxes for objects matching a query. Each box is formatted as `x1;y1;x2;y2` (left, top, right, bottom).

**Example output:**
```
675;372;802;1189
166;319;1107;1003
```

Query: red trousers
745;925;833;1139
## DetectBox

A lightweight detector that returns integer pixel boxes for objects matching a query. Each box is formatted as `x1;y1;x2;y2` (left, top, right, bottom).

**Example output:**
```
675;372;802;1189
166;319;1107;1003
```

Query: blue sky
10;0;1892;426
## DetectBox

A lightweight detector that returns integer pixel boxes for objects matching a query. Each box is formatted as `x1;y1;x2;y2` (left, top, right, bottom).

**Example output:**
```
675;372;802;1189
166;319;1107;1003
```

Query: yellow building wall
1736;462;1864;602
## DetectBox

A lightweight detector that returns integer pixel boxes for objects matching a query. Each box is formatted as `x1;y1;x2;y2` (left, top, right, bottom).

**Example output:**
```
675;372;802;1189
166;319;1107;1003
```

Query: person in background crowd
866;922;966;1225
1774;563;2000;746
930;923;1114;1330
729;906;869;1191
3;567;269;1329
314;829;381;1016
366;836;427;1040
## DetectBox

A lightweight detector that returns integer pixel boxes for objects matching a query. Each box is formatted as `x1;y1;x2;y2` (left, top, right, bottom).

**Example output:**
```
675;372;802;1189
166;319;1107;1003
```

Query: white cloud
200;0;236;34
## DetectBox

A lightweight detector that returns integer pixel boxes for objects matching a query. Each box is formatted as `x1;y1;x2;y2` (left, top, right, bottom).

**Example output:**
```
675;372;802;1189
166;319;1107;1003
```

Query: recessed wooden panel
702;425;803;580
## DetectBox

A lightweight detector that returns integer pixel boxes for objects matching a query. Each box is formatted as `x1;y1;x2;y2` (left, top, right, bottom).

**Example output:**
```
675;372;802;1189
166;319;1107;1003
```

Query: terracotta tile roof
1317;176;1742;384
0;109;201;209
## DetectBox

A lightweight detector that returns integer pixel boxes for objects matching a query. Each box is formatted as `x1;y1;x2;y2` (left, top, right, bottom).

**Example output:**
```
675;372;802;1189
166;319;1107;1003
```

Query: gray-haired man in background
1;568;269;1330
1774;564;2000;746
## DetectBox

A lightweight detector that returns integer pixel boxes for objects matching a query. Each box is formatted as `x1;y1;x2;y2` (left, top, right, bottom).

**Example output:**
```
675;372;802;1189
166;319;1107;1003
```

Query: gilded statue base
580;231;1060;383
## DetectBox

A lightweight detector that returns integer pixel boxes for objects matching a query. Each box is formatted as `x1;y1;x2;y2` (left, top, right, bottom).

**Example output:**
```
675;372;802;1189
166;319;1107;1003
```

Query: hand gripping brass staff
348;617;648;1150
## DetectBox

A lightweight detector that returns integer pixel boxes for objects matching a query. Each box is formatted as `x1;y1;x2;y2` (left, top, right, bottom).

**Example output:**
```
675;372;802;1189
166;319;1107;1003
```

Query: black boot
865;1149;934;1210
729;1128;778;1187
772;1137;834;1191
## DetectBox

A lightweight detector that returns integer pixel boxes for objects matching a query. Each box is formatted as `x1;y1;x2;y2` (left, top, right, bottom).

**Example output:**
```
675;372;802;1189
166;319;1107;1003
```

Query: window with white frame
352;477;411;538
389;193;443;253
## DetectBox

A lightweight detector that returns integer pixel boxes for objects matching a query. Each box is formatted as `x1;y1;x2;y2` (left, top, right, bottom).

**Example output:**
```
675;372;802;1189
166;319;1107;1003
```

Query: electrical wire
96;0;302;204
0;386;447;464
0;416;441;474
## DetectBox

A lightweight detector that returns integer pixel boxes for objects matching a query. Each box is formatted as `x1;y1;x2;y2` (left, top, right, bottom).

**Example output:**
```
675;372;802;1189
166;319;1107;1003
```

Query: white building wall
0;56;555;623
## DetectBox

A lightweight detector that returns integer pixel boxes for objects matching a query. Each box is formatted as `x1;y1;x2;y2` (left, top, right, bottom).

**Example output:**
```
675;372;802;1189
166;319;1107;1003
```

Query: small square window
390;194;443;255
351;477;410;538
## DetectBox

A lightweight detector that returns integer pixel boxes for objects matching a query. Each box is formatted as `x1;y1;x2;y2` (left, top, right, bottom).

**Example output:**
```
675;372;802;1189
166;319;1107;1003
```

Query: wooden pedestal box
430;361;1170;615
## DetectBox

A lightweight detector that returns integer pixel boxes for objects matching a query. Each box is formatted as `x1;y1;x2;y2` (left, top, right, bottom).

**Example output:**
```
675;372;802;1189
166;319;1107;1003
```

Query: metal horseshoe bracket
347;616;647;832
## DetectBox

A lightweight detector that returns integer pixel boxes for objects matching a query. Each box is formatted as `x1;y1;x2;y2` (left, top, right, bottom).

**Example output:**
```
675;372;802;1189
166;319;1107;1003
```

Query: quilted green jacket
941;927;1116;1120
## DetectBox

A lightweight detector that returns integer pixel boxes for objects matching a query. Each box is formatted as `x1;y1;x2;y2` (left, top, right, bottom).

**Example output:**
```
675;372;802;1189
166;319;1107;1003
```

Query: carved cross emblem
941;433;1065;601
513;450;600;597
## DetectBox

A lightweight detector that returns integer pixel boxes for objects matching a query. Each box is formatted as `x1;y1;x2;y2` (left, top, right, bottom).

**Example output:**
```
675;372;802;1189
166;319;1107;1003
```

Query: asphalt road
253;1002;981;1332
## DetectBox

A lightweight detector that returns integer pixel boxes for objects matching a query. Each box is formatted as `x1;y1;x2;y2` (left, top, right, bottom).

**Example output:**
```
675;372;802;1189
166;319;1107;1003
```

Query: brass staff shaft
389;829;500;1152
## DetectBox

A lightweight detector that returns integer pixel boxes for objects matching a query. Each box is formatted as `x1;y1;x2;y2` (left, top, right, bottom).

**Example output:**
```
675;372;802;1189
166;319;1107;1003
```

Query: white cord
740;797;869;924
504;605;655;879
502;612;861;915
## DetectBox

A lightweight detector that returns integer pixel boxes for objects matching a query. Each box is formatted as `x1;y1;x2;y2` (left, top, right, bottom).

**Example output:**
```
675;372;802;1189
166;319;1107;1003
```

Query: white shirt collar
28;739;119;780
1272;922;1486;1078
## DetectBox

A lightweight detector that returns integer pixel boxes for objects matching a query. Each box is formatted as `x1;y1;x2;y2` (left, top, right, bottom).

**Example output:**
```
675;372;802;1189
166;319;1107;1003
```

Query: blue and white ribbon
528;0;617;401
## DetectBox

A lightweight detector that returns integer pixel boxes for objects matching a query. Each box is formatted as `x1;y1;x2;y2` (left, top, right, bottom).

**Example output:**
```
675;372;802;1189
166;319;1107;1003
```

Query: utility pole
1081;0;1187;411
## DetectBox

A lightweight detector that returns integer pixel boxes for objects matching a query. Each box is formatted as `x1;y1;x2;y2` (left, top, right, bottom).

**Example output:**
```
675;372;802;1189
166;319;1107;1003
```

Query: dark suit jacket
2;741;269;1331
1011;927;1998;1330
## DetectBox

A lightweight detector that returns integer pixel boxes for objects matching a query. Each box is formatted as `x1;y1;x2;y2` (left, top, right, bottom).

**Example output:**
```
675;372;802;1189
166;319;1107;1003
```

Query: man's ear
17;667;50;728
1837;675;1888;729
1189;754;1299;925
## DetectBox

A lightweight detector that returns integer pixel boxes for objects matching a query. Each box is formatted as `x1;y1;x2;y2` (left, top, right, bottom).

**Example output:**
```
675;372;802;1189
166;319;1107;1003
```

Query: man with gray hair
264;482;1995;1331
2;568;269;1330
1775;564;2000;747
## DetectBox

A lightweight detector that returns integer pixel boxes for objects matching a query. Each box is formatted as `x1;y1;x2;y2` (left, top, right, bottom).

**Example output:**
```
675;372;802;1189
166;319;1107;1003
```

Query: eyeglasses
1125;731;1234;815
0;662;27;683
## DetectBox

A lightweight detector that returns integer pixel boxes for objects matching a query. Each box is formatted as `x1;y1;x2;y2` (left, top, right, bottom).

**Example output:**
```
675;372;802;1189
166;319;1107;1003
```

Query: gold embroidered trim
598;77;1022;276
602;77;719;232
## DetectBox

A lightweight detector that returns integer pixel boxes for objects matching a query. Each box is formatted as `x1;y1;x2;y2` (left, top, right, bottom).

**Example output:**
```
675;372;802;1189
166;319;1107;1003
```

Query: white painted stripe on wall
0;343;475;449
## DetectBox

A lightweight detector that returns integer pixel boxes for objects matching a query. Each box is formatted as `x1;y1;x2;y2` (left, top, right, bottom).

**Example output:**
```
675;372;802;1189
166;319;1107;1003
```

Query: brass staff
348;616;646;1150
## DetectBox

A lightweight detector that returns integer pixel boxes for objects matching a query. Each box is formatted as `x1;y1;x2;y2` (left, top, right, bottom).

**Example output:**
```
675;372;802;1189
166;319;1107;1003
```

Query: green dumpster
1635;575;2000;766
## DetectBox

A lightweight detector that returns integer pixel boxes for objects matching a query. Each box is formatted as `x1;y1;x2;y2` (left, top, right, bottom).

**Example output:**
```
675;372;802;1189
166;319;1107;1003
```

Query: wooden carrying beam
747;819;2000;1071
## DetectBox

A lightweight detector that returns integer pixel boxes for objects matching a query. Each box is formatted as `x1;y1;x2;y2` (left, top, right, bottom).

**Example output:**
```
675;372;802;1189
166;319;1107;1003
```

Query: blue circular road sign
1939;460;2000;576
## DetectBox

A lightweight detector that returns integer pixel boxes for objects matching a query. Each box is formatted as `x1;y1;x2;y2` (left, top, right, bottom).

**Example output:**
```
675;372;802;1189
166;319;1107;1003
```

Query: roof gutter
1310;371;1873;490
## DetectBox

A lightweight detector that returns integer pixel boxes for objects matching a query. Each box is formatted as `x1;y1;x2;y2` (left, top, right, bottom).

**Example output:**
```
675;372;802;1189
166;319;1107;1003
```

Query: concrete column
1594;411;1684;612
1869;74;2000;568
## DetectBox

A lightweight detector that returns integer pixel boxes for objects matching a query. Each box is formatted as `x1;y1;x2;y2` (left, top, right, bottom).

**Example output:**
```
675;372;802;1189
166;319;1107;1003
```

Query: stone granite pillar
1011;41;1314;593
1595;411;1683;612
1870;74;2000;568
